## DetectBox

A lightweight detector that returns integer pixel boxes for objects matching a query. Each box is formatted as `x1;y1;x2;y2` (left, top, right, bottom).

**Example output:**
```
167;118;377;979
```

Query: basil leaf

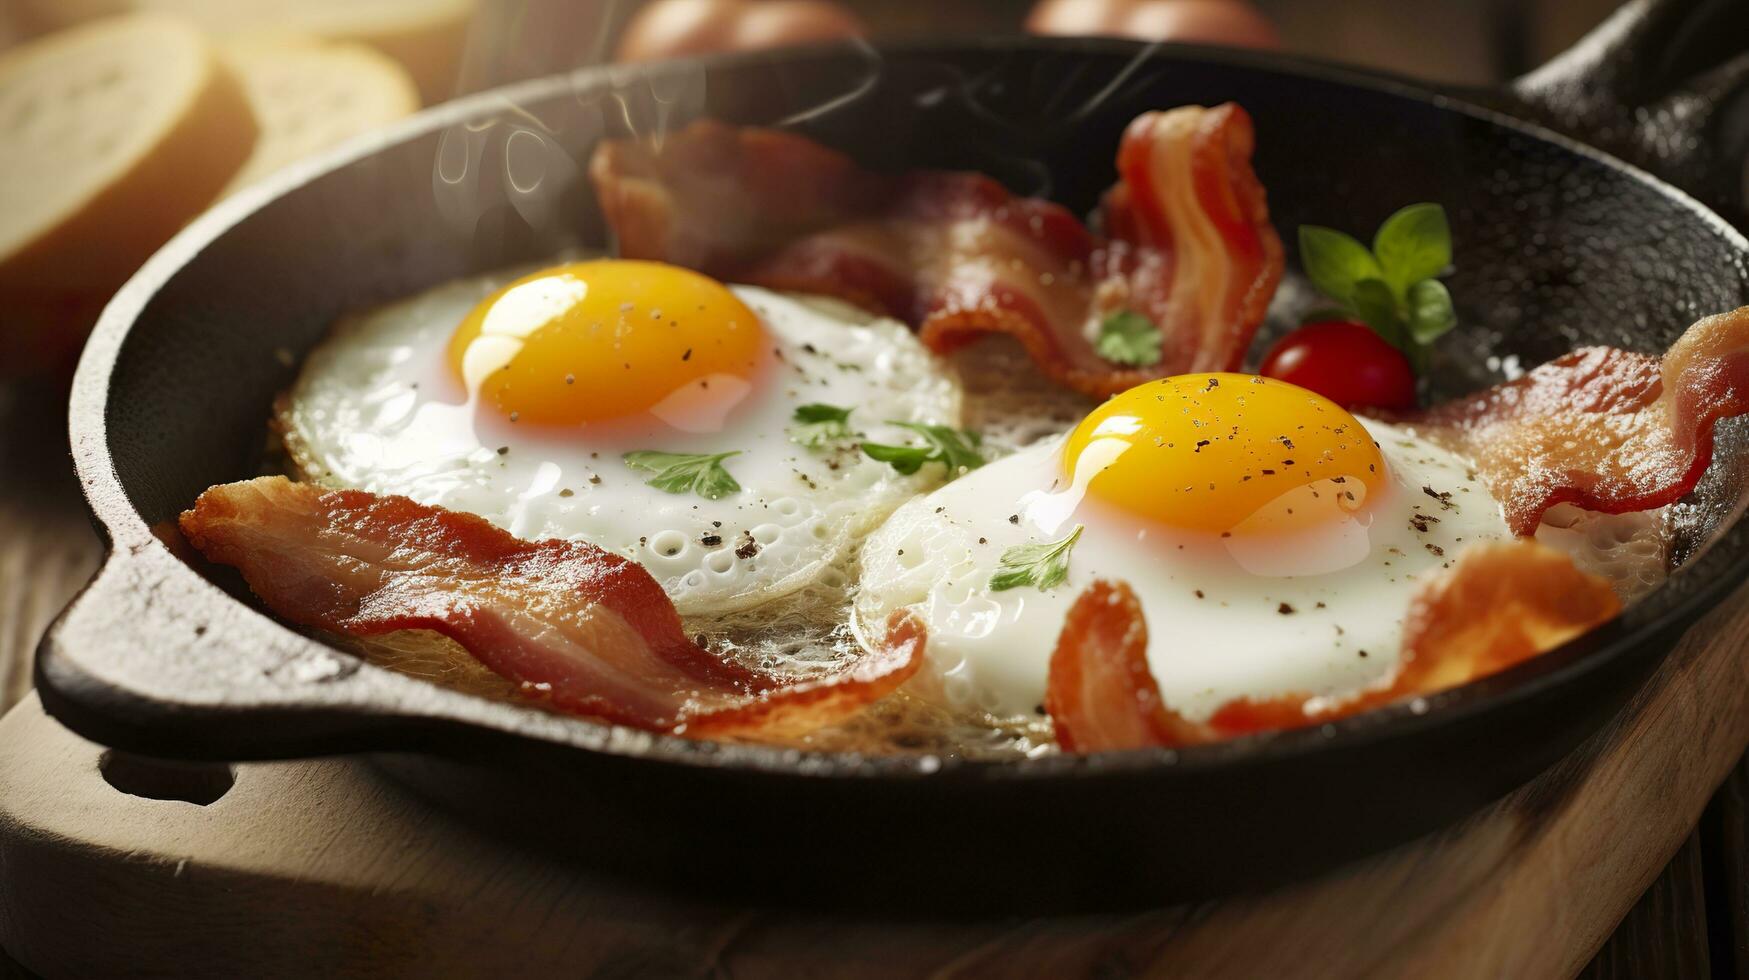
861;421;984;476
1352;278;1407;350
790;403;852;448
794;403;851;424
622;450;742;500
1372;203;1451;297
990;525;1084;592
1094;310;1163;366
1405;278;1457;345
1299;225;1384;306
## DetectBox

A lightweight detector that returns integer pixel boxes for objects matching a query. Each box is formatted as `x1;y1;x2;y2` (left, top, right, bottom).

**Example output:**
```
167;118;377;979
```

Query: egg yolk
1062;373;1387;534
447;260;767;426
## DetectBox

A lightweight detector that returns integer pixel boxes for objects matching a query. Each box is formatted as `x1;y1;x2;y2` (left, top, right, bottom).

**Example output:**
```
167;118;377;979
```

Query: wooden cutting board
2;565;1747;978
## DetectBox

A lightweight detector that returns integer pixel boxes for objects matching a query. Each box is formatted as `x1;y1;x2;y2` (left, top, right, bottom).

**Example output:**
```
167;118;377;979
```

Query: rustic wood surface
0;384;98;711
1714;755;1749;976
0;380;1742;979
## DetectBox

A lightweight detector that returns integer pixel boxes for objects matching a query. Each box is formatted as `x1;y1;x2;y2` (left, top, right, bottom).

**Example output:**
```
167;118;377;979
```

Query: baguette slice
20;0;475;104
221;35;418;194
0;14;256;374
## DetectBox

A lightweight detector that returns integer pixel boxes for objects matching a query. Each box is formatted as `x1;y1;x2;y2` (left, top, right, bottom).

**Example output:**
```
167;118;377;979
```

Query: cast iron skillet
35;0;1749;913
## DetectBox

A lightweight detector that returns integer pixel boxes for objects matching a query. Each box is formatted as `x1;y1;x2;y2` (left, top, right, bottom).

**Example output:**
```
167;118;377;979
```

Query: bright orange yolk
447;260;767;426
1062;373;1388;534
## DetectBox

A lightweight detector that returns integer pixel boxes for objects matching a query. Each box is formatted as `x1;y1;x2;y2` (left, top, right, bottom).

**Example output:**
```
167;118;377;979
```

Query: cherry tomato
616;0;866;63
1258;320;1417;411
1026;0;1280;50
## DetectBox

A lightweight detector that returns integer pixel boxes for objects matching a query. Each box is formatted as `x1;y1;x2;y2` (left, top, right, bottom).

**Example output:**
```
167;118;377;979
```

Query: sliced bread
19;0;475;103
221;35;418;194
0;14;256;372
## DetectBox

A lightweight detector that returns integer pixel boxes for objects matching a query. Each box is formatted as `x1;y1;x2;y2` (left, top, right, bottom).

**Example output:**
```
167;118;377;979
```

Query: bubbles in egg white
280;271;963;615
1535;503;1667;603
853;419;1521;722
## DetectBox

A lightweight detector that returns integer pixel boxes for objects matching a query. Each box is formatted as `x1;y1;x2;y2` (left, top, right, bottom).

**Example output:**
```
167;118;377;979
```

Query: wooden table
0;378;1745;978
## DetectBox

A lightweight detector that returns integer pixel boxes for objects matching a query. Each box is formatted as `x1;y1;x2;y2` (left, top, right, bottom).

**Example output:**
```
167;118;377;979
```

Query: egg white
853;419;1524;722
280;269;964;616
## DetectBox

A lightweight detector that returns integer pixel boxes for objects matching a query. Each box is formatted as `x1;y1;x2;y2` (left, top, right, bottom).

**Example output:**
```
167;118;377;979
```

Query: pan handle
34;544;451;760
1503;0;1749;228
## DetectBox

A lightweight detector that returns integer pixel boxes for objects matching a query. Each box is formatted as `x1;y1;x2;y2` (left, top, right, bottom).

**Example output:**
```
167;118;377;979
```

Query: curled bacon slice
1408;307;1749;535
1044;579;1205;753
1047;541;1620;752
180;477;922;736
589;107;1283;397
1395;538;1623;689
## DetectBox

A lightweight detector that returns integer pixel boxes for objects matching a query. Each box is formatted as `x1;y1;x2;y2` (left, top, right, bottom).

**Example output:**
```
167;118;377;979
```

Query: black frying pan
35;0;1749;913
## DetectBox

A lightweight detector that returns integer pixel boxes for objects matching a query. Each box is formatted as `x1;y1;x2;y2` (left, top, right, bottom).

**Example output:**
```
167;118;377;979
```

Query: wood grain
1705;755;1749;978
1582;832;1712;978
0;383;99;712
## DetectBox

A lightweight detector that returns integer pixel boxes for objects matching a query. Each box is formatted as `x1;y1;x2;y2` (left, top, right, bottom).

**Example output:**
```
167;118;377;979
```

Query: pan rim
59;35;1749;781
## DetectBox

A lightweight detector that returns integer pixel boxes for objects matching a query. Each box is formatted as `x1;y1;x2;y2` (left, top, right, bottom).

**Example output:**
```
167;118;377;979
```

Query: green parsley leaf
1372;203;1451;296
860;442;931;474
989;524;1084;592
622;450;742;499
1094;310;1163;366
861;422;984;476
790;403;853;448
1405;278;1457;345
1298;225;1384;306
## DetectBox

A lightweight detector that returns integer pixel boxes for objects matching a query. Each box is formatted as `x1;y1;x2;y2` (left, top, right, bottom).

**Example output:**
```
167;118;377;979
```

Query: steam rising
428;17;1178;248
428;5;882;251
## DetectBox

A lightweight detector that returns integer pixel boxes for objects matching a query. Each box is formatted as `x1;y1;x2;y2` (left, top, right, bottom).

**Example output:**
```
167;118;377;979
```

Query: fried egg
281;259;963;615
854;373;1526;721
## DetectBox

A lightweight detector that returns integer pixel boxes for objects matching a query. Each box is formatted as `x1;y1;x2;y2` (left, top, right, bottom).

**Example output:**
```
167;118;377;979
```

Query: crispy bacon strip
1047;541;1620;752
180;477;922;736
589;108;1283;397
1044;579;1207;753
1205;540;1622;737
1407;307;1749;535
1395;539;1622;689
